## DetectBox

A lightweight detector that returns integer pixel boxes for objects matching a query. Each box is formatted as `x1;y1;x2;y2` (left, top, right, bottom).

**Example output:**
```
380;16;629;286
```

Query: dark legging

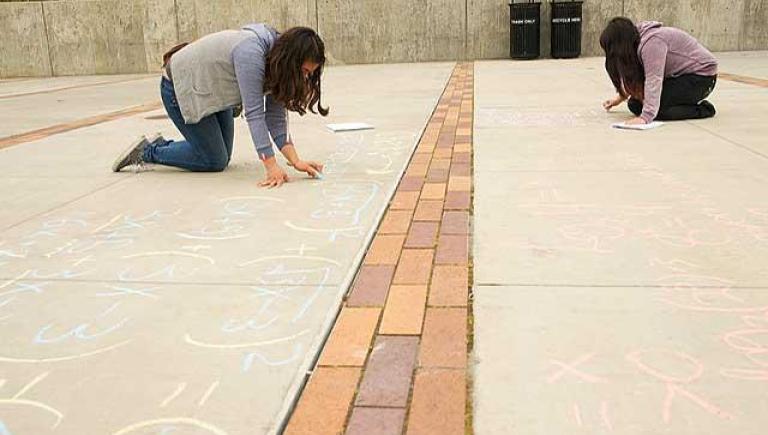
628;74;717;121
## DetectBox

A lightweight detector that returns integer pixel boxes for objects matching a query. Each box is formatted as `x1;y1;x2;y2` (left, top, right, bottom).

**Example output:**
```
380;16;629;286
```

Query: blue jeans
144;78;234;172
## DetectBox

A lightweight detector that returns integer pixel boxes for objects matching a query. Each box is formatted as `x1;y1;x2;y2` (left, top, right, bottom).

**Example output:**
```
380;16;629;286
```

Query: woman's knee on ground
198;148;230;172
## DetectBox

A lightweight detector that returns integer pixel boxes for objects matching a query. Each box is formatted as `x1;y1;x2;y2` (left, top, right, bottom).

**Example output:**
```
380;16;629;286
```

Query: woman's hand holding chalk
291;160;325;180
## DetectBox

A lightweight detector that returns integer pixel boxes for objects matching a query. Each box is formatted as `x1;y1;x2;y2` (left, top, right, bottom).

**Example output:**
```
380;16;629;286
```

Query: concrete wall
318;0;467;64
0;2;51;77
1;0;767;77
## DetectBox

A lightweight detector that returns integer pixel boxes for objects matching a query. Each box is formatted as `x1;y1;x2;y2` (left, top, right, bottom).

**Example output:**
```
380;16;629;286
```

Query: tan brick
448;176;471;192
379;210;413;234
390;191;420;210
406;369;466;435
433;148;452;160
380;285;428;335
364;235;405;265
430;159;451;170
429;265;468;307
319;307;381;366
406;163;429;178
419;308;467;368
393;249;434;284
453;142;471;153
414;200;444;221
417;141;437;153
284;367;361;435
421;183;446;201
412;153;432;165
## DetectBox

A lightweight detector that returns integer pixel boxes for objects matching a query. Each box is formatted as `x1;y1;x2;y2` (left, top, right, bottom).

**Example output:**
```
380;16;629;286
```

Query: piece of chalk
315;172;324;180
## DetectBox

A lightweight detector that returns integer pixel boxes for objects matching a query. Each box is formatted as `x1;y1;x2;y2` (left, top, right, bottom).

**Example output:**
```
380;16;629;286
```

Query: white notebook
611;121;664;130
326;122;375;132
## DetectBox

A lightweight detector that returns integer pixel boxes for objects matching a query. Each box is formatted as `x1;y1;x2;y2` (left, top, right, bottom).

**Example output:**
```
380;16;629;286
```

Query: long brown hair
264;27;329;116
600;17;645;100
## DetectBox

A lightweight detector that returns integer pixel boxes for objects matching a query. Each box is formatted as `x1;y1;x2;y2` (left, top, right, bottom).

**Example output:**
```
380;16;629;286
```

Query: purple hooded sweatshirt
636;21;718;122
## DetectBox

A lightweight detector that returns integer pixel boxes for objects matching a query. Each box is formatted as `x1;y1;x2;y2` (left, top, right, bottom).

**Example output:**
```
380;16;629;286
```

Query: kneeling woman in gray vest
113;24;328;188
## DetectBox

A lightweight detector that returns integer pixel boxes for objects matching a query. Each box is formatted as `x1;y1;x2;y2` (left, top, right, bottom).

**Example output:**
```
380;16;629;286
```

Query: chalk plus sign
286;244;317;256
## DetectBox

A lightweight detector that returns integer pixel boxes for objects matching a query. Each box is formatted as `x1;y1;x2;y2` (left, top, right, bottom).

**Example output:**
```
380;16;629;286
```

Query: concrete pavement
473;52;768;435
0;62;453;434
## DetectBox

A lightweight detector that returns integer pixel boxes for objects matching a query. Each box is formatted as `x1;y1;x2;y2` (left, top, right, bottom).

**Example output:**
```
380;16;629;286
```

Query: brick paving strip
284;63;474;435
719;72;768;88
0;102;162;150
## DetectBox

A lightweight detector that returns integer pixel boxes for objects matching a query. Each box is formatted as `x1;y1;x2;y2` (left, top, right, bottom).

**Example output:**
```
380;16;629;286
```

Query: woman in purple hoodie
600;17;718;125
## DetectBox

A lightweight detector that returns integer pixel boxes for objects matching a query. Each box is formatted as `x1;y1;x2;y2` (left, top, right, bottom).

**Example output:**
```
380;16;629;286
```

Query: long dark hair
265;27;329;116
600;17;645;100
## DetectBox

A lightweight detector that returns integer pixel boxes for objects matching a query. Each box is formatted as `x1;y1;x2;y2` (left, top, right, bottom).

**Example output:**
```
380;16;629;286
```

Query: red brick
405;222;439;248
355;336;419;407
449;163;470;177
426;167;449;183
398;176;425;192
444;191;471;210
435;234;468;265
441;211;469;235
347;407;406;435
347;265;396;307
419;308;467;368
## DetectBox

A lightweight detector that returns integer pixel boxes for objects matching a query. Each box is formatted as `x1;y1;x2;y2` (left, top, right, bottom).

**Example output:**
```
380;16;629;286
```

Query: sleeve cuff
273;134;288;150
640;112;655;123
257;146;275;160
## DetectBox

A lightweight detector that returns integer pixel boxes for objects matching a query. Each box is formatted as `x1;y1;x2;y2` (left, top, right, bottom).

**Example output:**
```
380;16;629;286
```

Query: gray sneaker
112;135;149;172
112;133;166;172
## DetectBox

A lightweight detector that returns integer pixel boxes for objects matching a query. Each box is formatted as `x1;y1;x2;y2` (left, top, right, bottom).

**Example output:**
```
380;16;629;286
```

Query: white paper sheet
326;122;375;132
611;121;664;130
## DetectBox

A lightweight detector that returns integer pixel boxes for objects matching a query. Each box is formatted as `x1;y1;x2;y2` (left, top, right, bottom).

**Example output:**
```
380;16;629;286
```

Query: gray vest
170;26;276;124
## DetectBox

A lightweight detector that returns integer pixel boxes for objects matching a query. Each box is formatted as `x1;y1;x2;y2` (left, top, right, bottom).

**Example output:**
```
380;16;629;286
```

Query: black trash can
509;1;541;60
551;0;583;58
